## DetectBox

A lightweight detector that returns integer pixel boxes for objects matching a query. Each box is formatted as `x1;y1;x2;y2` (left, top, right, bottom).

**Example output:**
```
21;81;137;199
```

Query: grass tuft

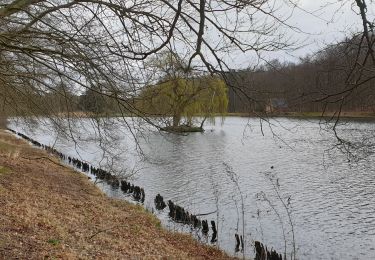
0;166;10;176
47;239;60;246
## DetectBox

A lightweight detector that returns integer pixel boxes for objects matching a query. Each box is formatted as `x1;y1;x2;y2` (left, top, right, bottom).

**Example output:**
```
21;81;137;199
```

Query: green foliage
47;239;60;246
0;166;10;176
138;76;228;127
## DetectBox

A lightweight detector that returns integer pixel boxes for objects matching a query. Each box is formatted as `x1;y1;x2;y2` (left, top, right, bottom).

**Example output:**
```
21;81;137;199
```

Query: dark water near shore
10;117;375;259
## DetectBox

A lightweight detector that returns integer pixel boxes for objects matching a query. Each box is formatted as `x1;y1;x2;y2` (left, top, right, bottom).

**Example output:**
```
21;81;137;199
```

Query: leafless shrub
256;171;296;260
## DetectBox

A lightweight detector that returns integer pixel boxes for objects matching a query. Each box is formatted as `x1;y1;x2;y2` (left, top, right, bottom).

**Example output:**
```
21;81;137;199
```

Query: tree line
226;33;375;115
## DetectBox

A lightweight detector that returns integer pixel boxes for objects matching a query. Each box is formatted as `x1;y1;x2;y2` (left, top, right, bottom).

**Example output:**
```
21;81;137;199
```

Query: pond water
9;117;375;259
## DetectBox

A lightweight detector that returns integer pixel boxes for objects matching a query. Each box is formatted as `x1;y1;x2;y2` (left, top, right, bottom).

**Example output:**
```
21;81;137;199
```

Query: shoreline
0;130;233;259
225;111;375;119
7;111;375;123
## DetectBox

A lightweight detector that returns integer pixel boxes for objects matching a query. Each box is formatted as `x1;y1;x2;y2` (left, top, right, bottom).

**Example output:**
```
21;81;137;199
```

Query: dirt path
0;131;234;259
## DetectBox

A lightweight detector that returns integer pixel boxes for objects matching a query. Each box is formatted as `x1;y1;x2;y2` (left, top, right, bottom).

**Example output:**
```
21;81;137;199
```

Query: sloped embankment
0;130;233;259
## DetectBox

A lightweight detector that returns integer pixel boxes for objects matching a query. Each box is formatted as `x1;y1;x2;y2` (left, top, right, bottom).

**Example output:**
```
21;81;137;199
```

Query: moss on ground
0;166;10;176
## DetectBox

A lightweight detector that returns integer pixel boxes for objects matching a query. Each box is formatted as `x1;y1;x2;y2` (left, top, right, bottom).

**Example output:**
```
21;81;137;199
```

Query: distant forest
226;34;375;114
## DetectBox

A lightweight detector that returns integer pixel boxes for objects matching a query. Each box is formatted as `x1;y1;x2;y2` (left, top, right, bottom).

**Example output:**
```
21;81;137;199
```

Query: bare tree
0;0;296;126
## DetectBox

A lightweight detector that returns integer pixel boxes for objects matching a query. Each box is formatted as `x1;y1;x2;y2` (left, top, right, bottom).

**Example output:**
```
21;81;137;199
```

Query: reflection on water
10;117;375;260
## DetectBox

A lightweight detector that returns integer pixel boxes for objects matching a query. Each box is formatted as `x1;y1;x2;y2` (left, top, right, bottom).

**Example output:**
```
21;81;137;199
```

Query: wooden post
210;220;217;243
235;234;240;252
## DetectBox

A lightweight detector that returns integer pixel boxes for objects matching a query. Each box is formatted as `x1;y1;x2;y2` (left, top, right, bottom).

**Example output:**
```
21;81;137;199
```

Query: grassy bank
0;130;233;259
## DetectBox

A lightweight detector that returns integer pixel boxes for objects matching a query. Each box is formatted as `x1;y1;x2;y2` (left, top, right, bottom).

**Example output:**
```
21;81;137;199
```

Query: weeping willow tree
139;76;228;132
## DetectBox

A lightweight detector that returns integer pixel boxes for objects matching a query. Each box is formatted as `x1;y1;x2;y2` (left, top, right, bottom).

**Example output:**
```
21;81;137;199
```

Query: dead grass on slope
0;131;234;259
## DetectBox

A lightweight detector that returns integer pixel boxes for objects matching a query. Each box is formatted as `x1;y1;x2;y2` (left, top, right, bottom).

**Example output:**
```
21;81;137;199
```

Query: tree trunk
0;99;8;129
172;114;181;127
199;116;207;129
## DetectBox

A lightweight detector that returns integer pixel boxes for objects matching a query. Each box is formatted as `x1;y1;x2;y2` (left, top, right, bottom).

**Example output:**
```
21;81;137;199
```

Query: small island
161;125;204;133
137;52;228;133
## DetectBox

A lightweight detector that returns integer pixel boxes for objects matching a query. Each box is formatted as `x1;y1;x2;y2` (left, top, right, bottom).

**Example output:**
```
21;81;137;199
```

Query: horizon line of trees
0;73;227;118
226;33;375;114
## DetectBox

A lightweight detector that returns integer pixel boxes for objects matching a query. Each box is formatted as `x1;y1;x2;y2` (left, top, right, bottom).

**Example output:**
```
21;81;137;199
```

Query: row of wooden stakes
8;128;146;203
154;193;218;243
156;192;282;259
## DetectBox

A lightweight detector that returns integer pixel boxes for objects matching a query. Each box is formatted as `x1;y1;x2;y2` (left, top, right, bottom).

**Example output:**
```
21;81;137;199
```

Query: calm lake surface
10;117;375;259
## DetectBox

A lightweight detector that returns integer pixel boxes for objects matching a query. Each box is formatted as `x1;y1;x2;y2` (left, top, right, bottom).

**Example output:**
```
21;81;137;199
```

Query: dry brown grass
0;131;234;260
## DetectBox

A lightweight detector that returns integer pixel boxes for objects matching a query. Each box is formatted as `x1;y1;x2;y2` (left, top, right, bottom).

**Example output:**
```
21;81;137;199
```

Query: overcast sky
286;0;361;55
230;0;374;68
